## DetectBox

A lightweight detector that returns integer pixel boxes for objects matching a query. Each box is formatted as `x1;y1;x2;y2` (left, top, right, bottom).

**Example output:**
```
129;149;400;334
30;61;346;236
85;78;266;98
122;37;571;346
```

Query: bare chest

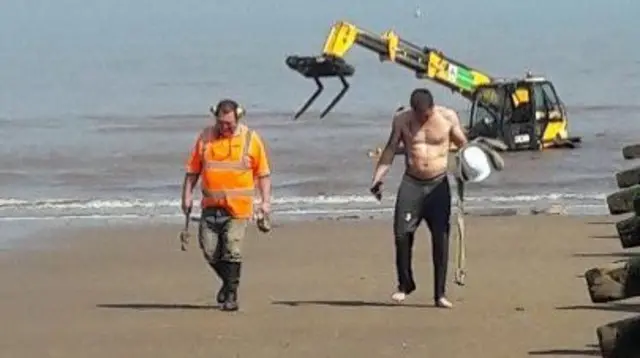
401;120;450;146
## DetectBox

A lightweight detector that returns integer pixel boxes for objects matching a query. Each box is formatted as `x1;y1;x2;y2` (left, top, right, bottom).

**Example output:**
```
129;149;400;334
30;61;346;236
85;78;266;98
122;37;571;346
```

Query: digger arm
286;20;494;119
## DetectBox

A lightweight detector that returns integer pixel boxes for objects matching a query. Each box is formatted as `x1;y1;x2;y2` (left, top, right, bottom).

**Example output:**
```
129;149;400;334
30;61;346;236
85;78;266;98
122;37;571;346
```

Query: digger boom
286;20;494;119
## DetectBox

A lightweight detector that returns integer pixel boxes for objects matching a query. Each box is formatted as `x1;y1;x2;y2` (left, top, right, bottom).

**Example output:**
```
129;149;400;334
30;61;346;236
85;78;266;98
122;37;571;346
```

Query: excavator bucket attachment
285;55;355;119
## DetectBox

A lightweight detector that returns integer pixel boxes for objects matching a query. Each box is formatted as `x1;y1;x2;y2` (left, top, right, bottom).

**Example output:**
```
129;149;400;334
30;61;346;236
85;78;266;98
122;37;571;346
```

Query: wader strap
453;172;466;286
241;129;254;167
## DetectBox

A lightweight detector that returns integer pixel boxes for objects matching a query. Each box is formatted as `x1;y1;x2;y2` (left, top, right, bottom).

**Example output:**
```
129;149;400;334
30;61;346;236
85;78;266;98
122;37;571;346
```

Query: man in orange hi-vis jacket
181;99;272;311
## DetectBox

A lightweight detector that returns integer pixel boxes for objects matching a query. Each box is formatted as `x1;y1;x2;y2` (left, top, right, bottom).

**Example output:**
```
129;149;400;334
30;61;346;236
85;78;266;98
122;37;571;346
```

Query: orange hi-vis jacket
185;123;271;218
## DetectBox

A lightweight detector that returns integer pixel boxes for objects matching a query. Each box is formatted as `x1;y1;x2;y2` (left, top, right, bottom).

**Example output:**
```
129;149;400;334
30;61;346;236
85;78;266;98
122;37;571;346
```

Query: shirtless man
370;88;468;308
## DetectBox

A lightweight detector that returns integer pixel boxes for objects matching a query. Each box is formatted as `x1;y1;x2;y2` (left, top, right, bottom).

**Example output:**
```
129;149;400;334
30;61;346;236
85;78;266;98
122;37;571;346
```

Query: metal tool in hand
255;209;272;233
453;176;466;286
179;207;192;251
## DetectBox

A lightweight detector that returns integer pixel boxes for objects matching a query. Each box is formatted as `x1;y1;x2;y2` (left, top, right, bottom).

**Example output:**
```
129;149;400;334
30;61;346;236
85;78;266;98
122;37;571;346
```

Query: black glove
370;181;383;201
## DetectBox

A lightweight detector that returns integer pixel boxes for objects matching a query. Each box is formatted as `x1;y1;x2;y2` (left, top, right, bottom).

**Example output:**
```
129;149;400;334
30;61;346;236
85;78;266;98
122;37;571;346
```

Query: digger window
532;83;559;112
509;87;531;124
473;104;497;125
469;87;504;135
532;85;545;112
475;90;500;119
541;83;559;105
532;82;563;121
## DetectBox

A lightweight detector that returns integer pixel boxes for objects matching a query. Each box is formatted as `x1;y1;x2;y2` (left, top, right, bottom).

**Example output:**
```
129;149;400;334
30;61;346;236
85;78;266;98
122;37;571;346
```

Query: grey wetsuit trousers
393;172;451;300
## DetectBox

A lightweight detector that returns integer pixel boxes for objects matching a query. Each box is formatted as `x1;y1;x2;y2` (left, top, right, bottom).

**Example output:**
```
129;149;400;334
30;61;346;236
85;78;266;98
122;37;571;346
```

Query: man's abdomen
405;151;448;180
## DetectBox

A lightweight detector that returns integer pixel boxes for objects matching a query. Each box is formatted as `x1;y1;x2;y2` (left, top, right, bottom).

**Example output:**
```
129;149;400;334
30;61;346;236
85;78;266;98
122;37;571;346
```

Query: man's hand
370;181;383;201
256;201;272;233
259;201;271;216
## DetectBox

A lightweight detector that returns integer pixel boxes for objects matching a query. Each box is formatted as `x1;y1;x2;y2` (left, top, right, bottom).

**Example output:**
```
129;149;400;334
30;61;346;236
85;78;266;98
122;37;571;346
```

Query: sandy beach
1;215;639;358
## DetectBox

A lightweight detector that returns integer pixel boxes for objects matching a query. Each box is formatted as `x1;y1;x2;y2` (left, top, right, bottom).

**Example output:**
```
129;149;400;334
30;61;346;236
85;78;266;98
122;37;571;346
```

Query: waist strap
402;171;446;186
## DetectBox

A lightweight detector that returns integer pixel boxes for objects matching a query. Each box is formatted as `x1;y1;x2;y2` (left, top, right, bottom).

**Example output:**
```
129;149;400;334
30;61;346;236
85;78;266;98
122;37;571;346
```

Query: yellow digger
285;20;582;151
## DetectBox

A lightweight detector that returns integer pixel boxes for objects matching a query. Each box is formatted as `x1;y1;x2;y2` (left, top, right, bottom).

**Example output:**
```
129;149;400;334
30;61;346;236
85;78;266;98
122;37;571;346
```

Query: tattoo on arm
381;120;401;161
447;110;468;148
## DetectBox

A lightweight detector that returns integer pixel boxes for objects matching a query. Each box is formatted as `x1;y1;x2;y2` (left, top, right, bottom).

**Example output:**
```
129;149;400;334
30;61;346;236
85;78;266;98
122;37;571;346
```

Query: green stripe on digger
456;68;474;90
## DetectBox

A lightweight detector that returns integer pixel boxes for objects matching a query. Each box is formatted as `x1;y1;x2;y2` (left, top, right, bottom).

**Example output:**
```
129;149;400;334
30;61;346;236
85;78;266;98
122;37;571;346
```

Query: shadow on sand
96;303;217;310
528;347;600;356
587;221;615;225
272;299;433;308
556;303;640;314
588;234;619;239
572;252;640;258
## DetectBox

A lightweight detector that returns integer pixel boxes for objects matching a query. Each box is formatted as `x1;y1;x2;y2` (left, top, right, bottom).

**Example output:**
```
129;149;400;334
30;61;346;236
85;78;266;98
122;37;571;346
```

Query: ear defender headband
211;99;245;120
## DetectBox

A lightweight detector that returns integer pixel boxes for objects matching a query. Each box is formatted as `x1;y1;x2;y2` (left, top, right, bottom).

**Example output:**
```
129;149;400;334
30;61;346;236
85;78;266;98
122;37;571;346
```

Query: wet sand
1;215;639;357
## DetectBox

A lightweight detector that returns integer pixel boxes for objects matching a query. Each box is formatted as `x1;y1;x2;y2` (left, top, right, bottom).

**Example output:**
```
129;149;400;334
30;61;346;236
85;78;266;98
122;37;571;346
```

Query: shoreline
2;214;639;357
0;205;616;251
0;204;618;251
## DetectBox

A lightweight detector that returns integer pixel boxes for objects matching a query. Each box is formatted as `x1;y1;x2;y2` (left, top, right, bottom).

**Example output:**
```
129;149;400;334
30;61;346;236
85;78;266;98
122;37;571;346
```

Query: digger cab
467;76;581;150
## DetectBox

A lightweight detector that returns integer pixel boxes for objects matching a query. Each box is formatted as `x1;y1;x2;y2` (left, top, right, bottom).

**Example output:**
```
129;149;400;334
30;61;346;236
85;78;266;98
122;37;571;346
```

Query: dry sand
1;215;639;358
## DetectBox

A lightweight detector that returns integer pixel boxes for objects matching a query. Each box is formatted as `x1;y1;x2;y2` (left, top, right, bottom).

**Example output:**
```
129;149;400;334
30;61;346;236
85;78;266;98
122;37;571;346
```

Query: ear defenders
211;99;245;120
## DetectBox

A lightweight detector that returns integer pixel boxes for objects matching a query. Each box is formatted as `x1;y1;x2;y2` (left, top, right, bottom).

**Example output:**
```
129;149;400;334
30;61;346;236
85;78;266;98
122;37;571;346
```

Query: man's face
215;111;237;137
413;107;434;122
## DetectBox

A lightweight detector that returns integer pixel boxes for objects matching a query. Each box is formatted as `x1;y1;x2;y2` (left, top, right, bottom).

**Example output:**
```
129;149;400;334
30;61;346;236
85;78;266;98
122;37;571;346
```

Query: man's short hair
213;99;239;117
410;88;434;113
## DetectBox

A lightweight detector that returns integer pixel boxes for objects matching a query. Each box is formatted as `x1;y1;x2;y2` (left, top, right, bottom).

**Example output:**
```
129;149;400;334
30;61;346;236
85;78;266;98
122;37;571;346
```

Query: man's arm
181;174;199;211
392;107;407;155
372;116;402;185
182;135;203;213
257;175;271;206
394;142;406;155
251;133;272;208
444;108;468;150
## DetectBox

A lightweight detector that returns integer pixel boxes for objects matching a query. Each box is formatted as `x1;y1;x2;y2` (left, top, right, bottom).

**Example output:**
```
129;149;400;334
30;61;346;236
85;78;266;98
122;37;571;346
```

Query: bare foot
391;292;407;303
435;297;453;309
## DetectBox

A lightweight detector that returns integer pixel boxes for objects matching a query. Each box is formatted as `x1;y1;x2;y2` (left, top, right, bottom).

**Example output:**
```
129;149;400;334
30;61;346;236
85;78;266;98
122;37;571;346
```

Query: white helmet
458;144;492;183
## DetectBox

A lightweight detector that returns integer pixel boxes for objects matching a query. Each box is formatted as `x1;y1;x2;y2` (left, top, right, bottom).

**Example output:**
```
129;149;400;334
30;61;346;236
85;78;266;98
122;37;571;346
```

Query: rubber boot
212;262;228;305
221;262;241;312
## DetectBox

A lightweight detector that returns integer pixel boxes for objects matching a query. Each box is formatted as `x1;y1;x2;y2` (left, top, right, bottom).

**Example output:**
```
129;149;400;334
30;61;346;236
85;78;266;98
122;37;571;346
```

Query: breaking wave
0;192;608;221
